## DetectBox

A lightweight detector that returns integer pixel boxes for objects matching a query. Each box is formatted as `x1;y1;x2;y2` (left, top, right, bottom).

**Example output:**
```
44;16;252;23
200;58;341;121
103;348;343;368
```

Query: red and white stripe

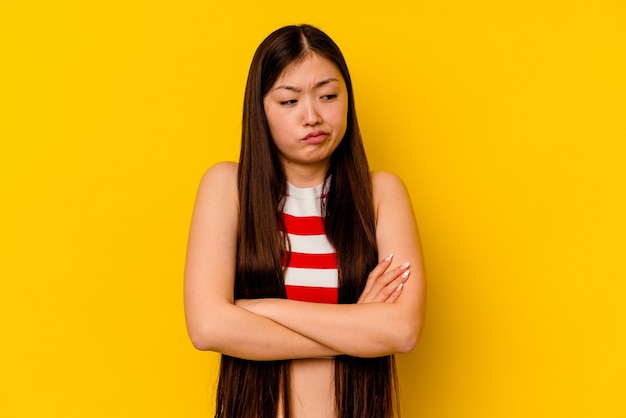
282;182;338;304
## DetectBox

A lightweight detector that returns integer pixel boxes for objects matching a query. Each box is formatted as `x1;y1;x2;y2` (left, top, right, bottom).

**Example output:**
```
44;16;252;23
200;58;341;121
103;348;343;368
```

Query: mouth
302;130;328;143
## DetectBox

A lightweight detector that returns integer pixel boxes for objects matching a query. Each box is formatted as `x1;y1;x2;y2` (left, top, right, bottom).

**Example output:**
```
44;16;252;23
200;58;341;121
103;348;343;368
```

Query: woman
184;24;425;418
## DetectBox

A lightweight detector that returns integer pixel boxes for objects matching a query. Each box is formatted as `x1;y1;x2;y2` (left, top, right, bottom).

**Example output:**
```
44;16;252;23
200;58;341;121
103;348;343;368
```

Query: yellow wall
1;1;624;417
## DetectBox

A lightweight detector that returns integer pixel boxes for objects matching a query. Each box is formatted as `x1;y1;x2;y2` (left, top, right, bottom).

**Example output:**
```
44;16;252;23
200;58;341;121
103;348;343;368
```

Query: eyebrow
273;78;339;93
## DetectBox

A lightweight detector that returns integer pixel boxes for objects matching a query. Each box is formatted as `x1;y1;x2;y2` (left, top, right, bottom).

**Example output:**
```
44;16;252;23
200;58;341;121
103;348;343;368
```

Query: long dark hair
216;24;398;418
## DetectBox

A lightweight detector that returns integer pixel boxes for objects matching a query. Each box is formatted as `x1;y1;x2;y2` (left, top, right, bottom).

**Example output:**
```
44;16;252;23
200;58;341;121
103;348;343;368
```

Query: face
263;53;348;178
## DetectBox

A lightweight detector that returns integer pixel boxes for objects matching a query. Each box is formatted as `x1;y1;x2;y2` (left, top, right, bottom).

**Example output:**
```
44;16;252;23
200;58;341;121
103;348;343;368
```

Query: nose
302;98;322;126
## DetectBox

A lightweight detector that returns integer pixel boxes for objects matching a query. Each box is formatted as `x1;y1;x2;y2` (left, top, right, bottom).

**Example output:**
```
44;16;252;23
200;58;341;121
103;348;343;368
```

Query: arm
236;171;426;358
183;162;341;360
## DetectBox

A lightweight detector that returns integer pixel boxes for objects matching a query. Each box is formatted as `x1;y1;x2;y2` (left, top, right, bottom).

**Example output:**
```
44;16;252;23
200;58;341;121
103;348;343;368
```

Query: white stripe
287;233;335;254
283;198;323;217
284;267;338;288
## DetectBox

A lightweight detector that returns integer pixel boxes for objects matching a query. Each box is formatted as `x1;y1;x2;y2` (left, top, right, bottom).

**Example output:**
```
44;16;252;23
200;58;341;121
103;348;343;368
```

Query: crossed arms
184;162;425;360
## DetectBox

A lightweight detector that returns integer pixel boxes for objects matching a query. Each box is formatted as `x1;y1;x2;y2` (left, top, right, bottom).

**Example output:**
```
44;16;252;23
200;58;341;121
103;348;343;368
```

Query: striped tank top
281;181;338;304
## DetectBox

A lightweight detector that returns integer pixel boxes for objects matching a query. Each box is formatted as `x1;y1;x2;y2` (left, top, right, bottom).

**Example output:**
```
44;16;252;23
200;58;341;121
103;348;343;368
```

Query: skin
263;53;348;187
184;53;426;417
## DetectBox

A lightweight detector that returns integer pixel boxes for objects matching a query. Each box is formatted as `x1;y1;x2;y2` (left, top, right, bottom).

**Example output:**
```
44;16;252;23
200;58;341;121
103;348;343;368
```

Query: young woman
184;24;426;418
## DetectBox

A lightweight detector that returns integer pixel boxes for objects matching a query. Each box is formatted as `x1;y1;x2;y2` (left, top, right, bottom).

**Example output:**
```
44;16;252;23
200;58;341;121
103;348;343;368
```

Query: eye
280;99;298;105
321;94;337;101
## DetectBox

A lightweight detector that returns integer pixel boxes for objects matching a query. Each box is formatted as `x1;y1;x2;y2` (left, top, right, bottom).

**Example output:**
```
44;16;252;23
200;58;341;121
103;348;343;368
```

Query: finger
358;257;410;304
362;253;394;295
368;262;410;299
385;282;404;303
380;269;410;303
360;266;407;304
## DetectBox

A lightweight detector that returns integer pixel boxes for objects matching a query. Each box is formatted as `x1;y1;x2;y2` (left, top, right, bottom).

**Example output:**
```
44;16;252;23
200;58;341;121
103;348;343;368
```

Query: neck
282;161;329;188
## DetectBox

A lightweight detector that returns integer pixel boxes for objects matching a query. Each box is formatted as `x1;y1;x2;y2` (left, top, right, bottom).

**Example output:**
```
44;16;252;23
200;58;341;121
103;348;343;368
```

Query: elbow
189;334;211;351
185;301;236;352
395;331;418;354
393;318;424;354
187;324;218;352
390;327;416;354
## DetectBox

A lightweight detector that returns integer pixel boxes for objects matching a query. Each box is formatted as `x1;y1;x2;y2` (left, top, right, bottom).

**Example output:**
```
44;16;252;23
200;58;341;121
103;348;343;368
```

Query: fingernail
384;253;394;262
400;262;410;270
401;270;410;279
396;283;404;292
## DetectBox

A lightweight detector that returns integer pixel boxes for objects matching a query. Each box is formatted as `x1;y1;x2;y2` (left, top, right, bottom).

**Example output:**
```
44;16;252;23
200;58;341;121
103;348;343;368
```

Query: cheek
328;103;348;132
265;109;284;138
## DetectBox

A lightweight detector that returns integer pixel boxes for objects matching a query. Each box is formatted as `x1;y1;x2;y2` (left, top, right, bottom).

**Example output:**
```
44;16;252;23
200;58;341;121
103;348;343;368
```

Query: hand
357;254;410;304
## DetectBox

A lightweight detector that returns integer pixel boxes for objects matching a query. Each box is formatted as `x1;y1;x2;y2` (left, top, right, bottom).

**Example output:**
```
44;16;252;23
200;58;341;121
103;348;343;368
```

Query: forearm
237;298;423;358
188;301;341;360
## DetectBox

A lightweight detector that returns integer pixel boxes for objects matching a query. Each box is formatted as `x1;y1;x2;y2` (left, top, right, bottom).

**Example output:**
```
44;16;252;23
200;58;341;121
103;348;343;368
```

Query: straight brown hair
215;24;398;418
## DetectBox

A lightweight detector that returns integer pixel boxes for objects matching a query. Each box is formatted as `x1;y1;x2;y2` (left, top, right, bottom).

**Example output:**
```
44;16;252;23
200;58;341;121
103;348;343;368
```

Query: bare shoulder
201;161;238;184
371;170;411;208
196;161;238;200
371;170;406;189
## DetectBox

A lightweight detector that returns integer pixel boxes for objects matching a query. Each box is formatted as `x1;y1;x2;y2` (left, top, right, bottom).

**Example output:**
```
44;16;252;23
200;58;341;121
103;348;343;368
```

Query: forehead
275;53;344;85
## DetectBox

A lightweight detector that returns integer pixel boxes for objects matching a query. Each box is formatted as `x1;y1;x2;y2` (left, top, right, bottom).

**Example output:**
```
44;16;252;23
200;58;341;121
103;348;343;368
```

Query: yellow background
1;1;625;417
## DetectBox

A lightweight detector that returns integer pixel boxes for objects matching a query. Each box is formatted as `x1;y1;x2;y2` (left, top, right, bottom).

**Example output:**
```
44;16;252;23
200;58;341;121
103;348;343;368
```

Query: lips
302;130;328;143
